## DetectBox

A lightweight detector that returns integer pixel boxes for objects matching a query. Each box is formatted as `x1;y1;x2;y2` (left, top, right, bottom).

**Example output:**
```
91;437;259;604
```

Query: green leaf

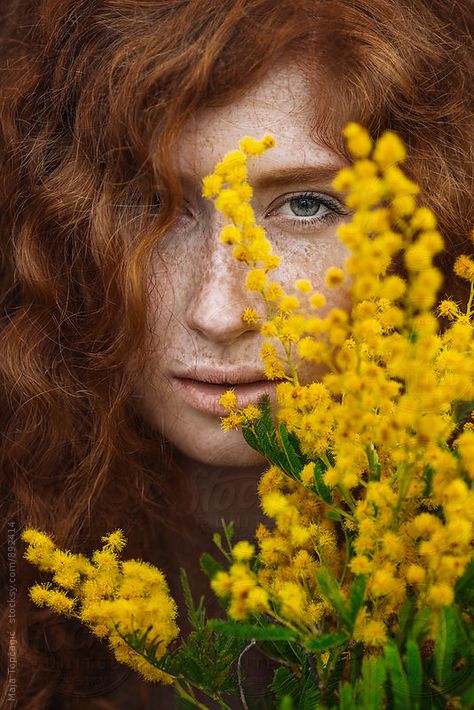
366;443;382;481
316;568;353;629
180;567;206;632
348;643;364;688
119;623;169;663
397;596;416;644
360;655;387;710
384;639;411;710
297;669;319;710
406;639;422;706
213;532;222;547
408;607;432;643
338;682;355;710
453;604;474;651
434;604;474;698
456;559;474;606
207;619;298;641
199;552;223;580
313;458;333;505
421;465;435;498
448;608;474;696
152;620;245;695
221;518;235;550
327;650;349;703
453;399;474;426
175;691;196;710
278;422;304;479
305;633;348;652
461;679;474;708
434;606;456;692
272;664;319;710
241;395;283;465
242;396;315;483
241;422;261;451
271;667;299;704
278;696;295;710
349;575;367;624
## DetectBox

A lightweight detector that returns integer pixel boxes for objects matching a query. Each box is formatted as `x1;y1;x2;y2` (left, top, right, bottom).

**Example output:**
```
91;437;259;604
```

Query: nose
185;224;260;344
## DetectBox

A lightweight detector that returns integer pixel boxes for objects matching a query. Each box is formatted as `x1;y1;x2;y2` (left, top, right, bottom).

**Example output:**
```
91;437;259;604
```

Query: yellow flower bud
373;131;406;169
343;122;373;159
232;541;255;562
428;583;454;607
325;267;345;288
246;268;268;292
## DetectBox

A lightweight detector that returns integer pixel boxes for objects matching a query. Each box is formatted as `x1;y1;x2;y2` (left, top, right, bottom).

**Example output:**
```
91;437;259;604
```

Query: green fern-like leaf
384;639;411;710
359;655;386;710
405;638;422;707
208;619;298;641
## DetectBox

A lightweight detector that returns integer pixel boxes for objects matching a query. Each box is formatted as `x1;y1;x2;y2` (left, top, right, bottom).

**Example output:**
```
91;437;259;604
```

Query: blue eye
268;191;348;230
289;194;322;217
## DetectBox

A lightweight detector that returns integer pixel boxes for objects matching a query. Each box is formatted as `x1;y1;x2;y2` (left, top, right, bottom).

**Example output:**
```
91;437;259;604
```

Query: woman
0;0;472;707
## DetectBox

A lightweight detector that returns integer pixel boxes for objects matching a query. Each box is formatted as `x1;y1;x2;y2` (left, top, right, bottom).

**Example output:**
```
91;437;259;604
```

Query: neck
156;453;267;635
172;450;267;542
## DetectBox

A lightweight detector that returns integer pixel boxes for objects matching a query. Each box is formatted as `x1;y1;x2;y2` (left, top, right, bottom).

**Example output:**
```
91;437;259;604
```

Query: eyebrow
175;163;345;197
251;165;344;190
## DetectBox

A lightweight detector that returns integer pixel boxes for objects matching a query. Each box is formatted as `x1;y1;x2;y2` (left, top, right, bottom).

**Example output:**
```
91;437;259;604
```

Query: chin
171;430;266;468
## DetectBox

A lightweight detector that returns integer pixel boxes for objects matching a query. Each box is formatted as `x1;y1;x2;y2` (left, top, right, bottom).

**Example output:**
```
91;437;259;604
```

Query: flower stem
173;681;210;710
466;281;474;318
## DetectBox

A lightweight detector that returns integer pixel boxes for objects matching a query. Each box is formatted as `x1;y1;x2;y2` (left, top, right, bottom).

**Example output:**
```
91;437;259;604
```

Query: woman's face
133;64;351;467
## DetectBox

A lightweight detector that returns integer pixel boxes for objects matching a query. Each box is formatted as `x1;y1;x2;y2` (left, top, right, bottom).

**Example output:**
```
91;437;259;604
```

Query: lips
172;373;280;416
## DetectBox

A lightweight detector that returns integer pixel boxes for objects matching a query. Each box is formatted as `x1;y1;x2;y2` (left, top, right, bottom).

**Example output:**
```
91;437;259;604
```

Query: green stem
392;462;411;522
282;337;300;385
252;642;298;670
320;452;332;469
173;680;210;710
317;453;357;519
466;281;474;319
366;443;381;481
337;482;356;513
261;292;275;321
326;504;355;522
338;522;351;588
266;609;306;636
212;533;233;563
220;518;235;555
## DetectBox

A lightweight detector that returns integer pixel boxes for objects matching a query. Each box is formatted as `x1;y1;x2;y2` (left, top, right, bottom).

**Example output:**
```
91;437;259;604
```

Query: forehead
175;64;334;178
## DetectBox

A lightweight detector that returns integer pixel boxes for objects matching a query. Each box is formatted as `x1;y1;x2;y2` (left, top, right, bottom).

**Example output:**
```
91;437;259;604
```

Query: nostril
186;299;256;342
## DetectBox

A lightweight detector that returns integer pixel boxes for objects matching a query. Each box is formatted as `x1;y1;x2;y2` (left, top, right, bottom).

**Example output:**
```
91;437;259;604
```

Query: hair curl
0;0;472;707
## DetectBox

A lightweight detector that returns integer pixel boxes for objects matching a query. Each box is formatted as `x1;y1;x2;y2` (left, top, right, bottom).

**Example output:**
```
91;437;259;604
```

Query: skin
129;67;354;704
132;64;352;537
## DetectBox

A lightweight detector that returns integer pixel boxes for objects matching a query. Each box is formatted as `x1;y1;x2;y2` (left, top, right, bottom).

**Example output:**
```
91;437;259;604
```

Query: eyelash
151;191;348;231
267;191;348;230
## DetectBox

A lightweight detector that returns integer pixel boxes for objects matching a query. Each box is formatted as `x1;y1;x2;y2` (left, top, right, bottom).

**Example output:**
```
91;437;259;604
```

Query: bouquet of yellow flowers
23;125;474;709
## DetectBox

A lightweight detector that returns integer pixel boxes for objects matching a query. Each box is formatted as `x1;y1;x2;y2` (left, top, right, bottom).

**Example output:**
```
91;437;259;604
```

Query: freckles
198;261;228;292
266;236;351;317
272;240;346;287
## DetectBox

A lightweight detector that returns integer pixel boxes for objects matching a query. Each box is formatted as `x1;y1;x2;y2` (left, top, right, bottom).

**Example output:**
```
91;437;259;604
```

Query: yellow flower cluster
22;528;179;684
211;558;269;620
256;466;340;629
210;465;338;631
204;125;474;648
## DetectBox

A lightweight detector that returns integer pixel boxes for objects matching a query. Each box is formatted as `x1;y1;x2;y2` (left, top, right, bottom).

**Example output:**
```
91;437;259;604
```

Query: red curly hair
0;0;472;707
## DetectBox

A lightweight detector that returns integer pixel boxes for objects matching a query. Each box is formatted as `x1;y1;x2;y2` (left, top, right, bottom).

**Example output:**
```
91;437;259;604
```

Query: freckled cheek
270;234;350;294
